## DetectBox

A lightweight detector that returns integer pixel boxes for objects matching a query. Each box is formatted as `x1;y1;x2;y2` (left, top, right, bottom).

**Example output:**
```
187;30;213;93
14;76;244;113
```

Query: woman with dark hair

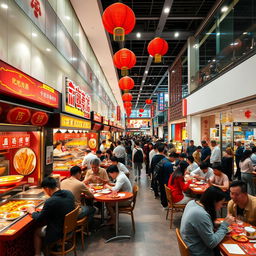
167;162;192;204
180;186;235;256
240;149;256;195
105;149;113;161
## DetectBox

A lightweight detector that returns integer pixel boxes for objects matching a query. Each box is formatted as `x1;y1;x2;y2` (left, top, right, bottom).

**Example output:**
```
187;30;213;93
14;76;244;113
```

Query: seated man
191;162;214;181
27;177;75;256
61;166;95;224
228;180;256;225
96;150;106;161
110;156;130;176
208;163;229;192
105;165;132;225
83;158;109;185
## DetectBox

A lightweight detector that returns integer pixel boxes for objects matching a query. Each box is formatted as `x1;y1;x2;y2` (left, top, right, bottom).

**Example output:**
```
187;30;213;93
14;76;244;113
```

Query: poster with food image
86;133;98;151
13;148;36;175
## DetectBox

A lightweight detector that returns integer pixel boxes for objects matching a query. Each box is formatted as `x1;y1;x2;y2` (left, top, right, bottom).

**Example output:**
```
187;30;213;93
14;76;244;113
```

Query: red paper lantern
122;93;133;102
147;37;168;63
119;76;134;91
244;110;252;119
145;99;152;104
139;114;142;117
102;3;136;42
113;48;136;76
31;111;49;126
7;107;31;124
124;102;132;108
139;108;144;113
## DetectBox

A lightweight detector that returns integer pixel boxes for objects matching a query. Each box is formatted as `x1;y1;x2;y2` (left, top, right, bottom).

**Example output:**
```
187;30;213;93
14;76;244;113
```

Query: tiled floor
74;167;181;256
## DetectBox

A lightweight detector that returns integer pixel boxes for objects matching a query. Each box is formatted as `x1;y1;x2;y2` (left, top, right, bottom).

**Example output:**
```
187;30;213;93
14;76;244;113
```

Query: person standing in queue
27;177;75;256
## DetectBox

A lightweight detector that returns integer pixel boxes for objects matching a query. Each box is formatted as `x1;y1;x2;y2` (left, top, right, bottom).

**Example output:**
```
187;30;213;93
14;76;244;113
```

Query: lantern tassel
121;67;129;76
113;27;125;41
154;54;162;63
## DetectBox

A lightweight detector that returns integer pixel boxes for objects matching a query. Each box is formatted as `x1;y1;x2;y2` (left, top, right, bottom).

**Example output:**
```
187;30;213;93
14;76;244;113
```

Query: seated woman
180;186;235;256
167;162;193;205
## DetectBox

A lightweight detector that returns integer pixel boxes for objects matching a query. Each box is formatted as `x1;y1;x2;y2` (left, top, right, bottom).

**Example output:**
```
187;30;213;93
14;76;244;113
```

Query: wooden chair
48;206;79;256
164;184;186;229
119;184;139;233
75;215;88;250
176;228;190;256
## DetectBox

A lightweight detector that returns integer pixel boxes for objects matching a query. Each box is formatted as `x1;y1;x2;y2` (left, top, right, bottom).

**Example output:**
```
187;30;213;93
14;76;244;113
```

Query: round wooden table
94;192;133;243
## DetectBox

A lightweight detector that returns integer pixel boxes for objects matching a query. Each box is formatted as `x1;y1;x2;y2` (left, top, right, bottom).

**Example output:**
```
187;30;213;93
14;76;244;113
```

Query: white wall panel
187;54;256;115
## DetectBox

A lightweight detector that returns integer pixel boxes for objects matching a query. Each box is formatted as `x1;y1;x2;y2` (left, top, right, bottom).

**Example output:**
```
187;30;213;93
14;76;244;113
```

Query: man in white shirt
210;140;221;165
149;145;157;167
191;162;214;181
105;165;132;225
111;156;130;176
99;140;107;153
82;150;98;169
113;141;126;164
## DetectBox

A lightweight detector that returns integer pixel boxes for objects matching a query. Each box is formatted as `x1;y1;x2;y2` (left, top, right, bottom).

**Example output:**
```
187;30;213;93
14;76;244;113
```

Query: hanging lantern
119;76;134;91
147;37;168;63
145;99;152;104
122;93;133;102
113;48;136;76
124;102;132;108
139;114;142;117
139;108;144;113
102;3;136;42
244;110;252;119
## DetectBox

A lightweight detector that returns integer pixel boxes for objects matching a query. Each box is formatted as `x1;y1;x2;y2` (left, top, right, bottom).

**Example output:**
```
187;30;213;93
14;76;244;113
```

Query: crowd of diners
26;135;256;255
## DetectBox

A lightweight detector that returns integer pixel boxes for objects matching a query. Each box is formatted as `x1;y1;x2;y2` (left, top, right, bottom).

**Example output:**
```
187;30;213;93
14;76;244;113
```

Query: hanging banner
182;99;187;117
64;78;91;119
116;106;121;121
158;92;165;111
0;60;59;108
150;104;155;118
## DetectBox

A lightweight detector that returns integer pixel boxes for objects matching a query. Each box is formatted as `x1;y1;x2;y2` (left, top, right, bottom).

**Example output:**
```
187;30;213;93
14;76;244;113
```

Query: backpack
133;148;144;163
153;158;168;180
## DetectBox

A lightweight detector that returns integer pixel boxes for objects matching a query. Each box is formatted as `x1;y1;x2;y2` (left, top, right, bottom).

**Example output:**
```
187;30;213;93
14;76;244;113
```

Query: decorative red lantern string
124;102;132;108
122;93;133;102
145;99;152;104
139;108;144;113
113;48;136;76
139;114;142;117
102;3;136;42
119;76;135;91
147;37;168;63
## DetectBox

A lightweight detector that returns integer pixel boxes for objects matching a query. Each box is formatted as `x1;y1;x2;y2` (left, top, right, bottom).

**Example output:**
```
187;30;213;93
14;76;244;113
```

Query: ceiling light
174;32;179;38
221;6;228;13
216;32;220;36
172;70;175;73
32;32;38;38
243;32;248;35
142;80;145;83
46;48;51;52
164;7;170;14
193;44;199;49
145;70;148;74
1;3;8;9
212;59;216;62
136;32;141;38
65;16;71;20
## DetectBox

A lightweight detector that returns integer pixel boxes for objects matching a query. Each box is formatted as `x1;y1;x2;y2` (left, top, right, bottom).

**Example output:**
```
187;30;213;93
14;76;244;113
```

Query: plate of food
100;189;111;194
232;234;249;243
17;204;35;212
193;187;202;191
195;181;204;185
13;148;36;176
93;185;104;190
190;184;197;188
5;212;24;221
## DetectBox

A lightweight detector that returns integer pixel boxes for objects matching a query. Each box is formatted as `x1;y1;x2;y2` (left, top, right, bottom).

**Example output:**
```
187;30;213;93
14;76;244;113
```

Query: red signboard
182;99;187;117
31;111;49;126
0;60;59;108
103;125;110;131
150;104;155;118
92;123;102;131
92;112;102;123
0;134;30;150
116;106;121;121
65;78;91;119
7;107;31;124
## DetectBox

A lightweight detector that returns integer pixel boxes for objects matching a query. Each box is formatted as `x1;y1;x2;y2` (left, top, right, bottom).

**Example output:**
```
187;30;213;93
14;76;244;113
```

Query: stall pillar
43;128;53;178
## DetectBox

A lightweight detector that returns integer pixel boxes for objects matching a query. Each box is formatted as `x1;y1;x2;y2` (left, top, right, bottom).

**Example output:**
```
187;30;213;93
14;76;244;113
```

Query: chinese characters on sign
150;104;155;118
116;106;121;121
7;107;31;124
158;92;165;111
31;112;49;126
60;115;91;129
65;78;91;119
30;0;42;18
0;60;59;108
0;134;30;150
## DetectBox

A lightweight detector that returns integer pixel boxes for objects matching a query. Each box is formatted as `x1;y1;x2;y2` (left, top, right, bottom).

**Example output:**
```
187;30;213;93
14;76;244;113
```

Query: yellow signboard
61;115;91;129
